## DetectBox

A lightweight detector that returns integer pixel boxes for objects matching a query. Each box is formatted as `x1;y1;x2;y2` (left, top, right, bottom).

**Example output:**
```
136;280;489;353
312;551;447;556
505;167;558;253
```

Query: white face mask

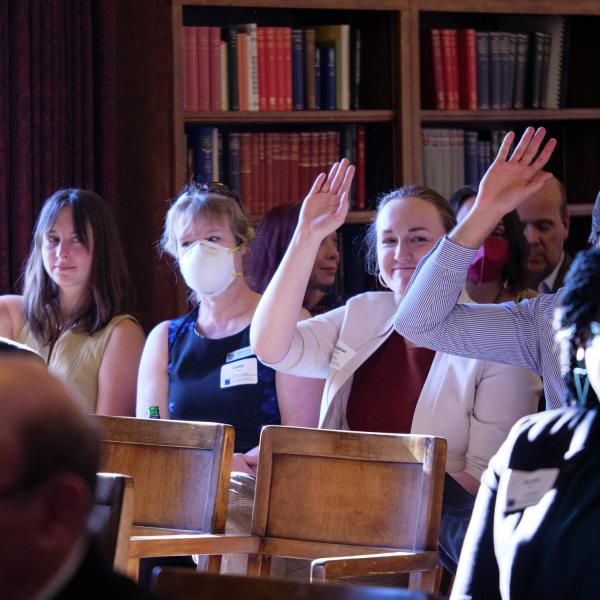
179;240;241;297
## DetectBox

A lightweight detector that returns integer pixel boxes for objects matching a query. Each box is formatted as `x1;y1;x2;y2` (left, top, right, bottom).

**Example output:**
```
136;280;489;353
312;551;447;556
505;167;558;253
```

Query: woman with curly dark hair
454;247;600;599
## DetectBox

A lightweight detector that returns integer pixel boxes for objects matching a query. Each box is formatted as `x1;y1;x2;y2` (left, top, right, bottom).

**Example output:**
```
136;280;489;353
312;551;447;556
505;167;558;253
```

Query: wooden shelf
420;109;600;123
183;110;395;125
567;204;594;217
414;0;600;15
174;0;406;9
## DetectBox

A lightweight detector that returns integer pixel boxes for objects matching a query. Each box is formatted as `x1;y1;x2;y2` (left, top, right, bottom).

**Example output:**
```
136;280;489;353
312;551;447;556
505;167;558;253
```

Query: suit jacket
268;291;541;481
452;407;600;600
550;253;573;293
54;544;158;599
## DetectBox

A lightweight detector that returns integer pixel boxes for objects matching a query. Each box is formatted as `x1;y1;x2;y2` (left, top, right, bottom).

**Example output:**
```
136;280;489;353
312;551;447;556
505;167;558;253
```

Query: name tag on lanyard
220;357;258;388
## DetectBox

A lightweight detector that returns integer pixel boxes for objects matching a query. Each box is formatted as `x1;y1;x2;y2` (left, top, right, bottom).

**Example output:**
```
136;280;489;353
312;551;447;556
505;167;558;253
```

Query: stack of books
181;24;361;112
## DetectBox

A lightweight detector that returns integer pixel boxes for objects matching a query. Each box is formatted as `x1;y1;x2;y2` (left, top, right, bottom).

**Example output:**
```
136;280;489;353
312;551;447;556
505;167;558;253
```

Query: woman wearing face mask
245;202;343;315
453;248;600;599
251;161;541;573
0;189;144;415
450;186;537;304
137;183;319;475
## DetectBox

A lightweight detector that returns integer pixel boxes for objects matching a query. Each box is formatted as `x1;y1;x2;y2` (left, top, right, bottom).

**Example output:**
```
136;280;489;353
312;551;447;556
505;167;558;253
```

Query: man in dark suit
517;173;571;293
0;356;156;599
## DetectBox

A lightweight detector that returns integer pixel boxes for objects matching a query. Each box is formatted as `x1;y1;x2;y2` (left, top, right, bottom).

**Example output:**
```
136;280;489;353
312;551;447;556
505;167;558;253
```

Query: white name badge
504;468;559;512
330;341;356;371
220;357;258;388
226;345;254;363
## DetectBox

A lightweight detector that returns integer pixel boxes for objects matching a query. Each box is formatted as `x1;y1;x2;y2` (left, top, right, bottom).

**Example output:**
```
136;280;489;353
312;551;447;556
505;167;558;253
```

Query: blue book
489;32;502;110
476;31;490;110
193;126;215;183
227;133;241;195
314;45;322;110
319;45;336;110
291;29;304;110
464;130;479;188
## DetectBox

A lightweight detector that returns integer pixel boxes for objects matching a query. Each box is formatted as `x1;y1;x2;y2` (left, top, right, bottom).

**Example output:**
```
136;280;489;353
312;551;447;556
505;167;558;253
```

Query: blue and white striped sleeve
394;235;558;378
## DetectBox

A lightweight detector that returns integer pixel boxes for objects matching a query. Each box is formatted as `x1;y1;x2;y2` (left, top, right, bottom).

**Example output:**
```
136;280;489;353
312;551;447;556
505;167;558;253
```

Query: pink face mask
466;236;510;285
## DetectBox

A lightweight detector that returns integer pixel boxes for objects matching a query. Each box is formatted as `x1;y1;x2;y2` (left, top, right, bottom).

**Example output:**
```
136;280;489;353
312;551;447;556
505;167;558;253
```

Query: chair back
88;472;133;572
251;427;446;564
95;416;233;534
151;568;437;600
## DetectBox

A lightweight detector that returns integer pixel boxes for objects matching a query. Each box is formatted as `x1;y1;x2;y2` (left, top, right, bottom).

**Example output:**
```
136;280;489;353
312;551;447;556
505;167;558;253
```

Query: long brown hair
21;189;134;344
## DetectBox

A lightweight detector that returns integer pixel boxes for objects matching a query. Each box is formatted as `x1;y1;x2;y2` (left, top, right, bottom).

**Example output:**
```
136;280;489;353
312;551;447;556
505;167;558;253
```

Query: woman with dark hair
0;189;145;414
449;185;535;303
453;247;600;599
245;203;341;314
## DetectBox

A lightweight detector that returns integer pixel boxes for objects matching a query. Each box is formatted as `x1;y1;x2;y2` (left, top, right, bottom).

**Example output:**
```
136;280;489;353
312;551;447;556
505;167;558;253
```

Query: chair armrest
128;533;260;559
311;550;439;582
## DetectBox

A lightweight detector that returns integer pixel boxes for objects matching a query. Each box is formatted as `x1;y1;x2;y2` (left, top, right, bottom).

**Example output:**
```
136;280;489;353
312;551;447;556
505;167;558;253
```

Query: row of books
186;126;367;214
422;17;568;110
422;128;509;200
181;24;361;113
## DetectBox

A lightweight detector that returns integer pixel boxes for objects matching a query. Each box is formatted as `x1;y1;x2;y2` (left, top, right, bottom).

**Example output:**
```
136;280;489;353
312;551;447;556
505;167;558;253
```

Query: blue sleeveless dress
167;308;280;452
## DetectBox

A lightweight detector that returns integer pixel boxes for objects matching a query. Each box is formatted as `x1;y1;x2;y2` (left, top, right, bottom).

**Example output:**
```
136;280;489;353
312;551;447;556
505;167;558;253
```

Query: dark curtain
0;0;116;293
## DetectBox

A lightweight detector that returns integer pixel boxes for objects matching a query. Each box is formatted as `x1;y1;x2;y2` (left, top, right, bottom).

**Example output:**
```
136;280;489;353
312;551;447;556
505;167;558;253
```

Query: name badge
330;341;356;371
504;468;559;512
220;357;258;388
226;345;254;363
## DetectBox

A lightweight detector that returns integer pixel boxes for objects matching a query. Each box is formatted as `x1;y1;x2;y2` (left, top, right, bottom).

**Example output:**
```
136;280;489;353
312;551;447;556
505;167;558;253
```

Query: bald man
517;174;571;293
0;357;155;599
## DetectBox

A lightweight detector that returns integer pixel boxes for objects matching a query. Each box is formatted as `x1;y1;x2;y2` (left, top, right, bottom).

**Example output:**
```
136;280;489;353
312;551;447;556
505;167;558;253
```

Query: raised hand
476;127;557;219
297;158;355;242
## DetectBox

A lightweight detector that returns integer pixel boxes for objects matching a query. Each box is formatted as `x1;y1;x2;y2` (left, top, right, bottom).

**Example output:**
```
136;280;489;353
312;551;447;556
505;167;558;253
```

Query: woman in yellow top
0;189;145;414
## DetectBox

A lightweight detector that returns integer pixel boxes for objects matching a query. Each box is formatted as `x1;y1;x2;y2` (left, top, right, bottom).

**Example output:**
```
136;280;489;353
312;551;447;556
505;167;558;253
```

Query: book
197;26;210;112
512;33;529;109
209;27;221;112
505;33;517;110
314;43;322;110
430;29;445;110
227;133;241;196
291;29;304;110
193;126;215;183
458;29;477;110
226;28;239;111
289;132;301;202
355;125;366;209
220;41;229;111
529;31;546;108
499;33;511;110
240;24;259;111
251;134;260;211
239;133;252;211
304;29;316;110
282;27;292;111
315;25;350;110
275;27;286;111
182;27;199;111
319;45;336;110
464;130;479;188
265;27;277;111
489;32;502;110
236;32;249;111
539;32;551;109
257;27;267;111
475;31;490;110
350;28;361;110
441;29;459;110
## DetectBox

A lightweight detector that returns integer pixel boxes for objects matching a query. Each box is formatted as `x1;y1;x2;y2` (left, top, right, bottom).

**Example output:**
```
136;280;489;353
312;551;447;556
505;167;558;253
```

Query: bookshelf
167;0;600;297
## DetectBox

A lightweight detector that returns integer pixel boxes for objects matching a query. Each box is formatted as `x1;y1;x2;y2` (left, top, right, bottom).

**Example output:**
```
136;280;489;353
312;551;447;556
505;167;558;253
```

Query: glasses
196;181;244;211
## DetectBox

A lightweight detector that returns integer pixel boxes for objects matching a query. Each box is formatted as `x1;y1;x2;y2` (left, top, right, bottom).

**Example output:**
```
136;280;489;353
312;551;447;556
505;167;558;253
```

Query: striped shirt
393;236;566;410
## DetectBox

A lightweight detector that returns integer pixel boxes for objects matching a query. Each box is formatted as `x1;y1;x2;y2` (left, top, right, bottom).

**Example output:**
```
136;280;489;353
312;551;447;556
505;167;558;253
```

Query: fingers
328;158;351;195
531;137;557;171
494;130;517;163
321;161;340;193
308;172;327;197
340;164;356;195
526;170;555;195
520;127;548;165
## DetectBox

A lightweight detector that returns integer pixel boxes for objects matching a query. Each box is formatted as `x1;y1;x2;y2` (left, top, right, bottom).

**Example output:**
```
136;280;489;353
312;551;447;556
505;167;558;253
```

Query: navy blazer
452;407;600;600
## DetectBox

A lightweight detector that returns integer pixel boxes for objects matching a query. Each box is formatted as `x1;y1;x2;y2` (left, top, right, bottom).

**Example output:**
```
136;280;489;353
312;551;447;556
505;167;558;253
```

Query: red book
265;28;277;111
265;133;274;210
239;133;253;211
251;133;260;212
236;32;249;111
258;132;266;212
355;125;366;210
279;133;291;203
309;131;320;183
209;27;222;111
197;26;210;112
283;27;292;111
299;132;312;198
441;29;459;110
458;29;477;110
272;132;282;206
289;132;300;203
274;28;286;111
182;27;198;111
257;27;267;111
319;131;328;174
327;131;339;167
430;29;445;110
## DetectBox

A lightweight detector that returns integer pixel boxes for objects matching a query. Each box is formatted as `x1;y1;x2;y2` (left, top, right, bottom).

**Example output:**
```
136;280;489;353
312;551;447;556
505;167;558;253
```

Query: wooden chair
151;568;439;600
140;426;446;593
88;472;134;573
94;416;234;581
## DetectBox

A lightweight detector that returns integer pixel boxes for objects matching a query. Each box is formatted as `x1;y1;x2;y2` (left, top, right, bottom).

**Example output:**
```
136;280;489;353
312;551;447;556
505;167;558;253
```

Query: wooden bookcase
168;0;600;289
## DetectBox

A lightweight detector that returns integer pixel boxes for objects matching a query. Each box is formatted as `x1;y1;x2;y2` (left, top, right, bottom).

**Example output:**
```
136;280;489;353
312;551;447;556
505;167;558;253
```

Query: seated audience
251;161;541;572
0;189;144;414
393;128;570;409
0;356;155;599
450;185;536;303
516;174;571;292
453;248;600;600
245;202;343;314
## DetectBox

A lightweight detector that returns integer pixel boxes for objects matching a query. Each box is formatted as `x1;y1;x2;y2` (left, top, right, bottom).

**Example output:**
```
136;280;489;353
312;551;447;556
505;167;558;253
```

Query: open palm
477;127;557;215
298;159;355;241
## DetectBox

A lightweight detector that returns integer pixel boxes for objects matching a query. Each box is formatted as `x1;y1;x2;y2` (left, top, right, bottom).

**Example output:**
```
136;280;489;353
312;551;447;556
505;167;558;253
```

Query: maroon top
346;332;436;434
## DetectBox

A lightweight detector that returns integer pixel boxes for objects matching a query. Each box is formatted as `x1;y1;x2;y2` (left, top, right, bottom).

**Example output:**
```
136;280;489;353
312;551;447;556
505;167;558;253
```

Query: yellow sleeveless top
16;314;136;412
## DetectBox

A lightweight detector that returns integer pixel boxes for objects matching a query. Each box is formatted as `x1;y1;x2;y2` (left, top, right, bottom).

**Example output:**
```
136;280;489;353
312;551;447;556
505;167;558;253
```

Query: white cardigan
267;291;542;480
